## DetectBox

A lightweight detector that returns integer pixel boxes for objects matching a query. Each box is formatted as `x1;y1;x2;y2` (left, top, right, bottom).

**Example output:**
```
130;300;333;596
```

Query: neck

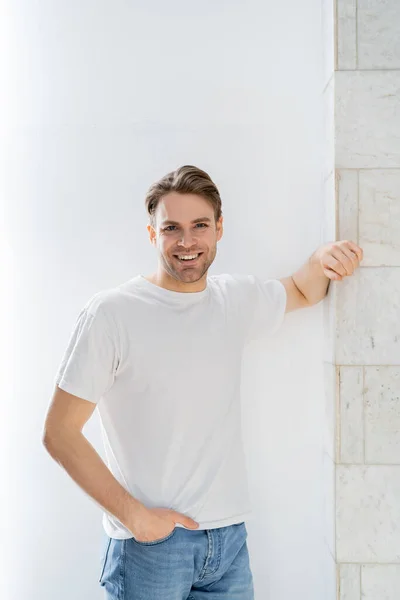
145;267;208;293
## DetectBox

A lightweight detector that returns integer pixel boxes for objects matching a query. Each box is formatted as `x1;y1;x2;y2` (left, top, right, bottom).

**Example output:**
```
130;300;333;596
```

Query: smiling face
147;192;223;291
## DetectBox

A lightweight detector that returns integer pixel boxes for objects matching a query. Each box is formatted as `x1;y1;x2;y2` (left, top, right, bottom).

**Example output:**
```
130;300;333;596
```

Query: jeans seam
98;536;112;584
119;539;126;600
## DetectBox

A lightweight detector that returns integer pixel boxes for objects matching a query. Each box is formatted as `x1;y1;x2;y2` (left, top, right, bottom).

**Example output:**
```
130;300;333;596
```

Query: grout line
335;68;400;71
357;169;360;246
334;365;400;368
339;561;400;565
335;366;340;564
335;169;340;241
336;366;341;465
339;463;400;467
355;0;358;70
334;0;338;72
362;367;366;463
336;167;400;170
359;564;362;600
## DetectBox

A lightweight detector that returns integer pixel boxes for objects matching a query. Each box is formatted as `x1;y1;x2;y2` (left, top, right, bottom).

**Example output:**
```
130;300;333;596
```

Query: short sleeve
54;296;119;404
242;275;287;343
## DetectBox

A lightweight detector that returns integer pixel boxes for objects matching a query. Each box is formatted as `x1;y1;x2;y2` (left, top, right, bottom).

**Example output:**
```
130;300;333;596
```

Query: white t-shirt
54;273;287;539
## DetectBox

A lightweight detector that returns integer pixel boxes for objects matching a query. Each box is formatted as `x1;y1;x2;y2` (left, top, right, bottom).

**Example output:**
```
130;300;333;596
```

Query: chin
162;252;215;282
180;272;205;283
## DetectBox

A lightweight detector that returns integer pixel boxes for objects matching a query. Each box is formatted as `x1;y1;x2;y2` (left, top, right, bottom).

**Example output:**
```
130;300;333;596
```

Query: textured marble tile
365;366;400;464
322;170;336;244
359;170;400;266
339;564;360;600
339;367;364;464
362;565;400;600
324;363;338;461
336;71;400;168
337;169;358;243
322;0;336;88
323;451;336;558
323;278;337;364
337;0;357;70
336;268;400;365
358;0;400;69
337;465;400;562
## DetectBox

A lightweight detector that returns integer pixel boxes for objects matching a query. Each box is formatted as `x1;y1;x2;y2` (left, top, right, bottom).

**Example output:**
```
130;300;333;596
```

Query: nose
177;229;197;248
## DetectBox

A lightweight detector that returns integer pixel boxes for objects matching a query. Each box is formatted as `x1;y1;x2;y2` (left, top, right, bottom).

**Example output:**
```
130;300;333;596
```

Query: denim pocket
98;536;112;583
132;527;177;546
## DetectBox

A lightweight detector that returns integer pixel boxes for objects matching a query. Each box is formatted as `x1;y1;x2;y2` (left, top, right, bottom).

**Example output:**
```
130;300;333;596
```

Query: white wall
2;1;327;598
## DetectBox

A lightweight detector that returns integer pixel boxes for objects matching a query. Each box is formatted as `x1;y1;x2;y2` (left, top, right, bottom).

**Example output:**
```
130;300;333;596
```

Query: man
42;165;363;599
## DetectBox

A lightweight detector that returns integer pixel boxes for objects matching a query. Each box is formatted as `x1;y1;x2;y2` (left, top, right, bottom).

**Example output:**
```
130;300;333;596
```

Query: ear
147;224;157;246
216;216;223;241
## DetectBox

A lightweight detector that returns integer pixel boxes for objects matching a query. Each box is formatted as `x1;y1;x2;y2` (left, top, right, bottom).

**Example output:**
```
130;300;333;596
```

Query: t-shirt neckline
137;274;210;303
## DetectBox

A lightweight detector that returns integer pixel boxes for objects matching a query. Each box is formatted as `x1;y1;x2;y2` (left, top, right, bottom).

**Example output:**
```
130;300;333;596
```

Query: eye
195;223;208;228
164;225;177;231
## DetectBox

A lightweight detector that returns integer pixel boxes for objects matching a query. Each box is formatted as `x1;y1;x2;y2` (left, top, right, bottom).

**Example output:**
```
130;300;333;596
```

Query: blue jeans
98;521;254;599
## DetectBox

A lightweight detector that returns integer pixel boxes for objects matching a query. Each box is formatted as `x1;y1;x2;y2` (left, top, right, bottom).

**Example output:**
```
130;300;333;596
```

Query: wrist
309;248;326;278
121;495;149;529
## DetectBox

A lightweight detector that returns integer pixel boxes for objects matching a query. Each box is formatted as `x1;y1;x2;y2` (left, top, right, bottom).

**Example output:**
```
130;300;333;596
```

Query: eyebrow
161;217;212;226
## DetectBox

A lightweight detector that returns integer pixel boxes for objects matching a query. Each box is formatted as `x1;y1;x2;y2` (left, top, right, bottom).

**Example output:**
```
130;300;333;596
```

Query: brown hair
145;165;222;227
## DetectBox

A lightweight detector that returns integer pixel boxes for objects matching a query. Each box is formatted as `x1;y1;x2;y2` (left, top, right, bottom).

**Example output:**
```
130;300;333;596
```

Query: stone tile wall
334;1;400;598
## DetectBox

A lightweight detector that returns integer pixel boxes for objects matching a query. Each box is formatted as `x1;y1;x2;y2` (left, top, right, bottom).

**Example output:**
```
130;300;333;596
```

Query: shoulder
209;273;253;288
81;286;124;323
209;273;282;292
209;273;286;309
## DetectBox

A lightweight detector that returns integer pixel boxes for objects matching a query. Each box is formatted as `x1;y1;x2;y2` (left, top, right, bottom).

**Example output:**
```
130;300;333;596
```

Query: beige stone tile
359;170;400;267
337;465;400;562
337;0;357;70
323;279;337;364
322;170;336;244
336;71;400;168
365;366;400;464
339;367;364;464
362;565;400;600
322;175;338;365
337;169;358;243
358;0;400;69
336;268;400;365
339;564;360;600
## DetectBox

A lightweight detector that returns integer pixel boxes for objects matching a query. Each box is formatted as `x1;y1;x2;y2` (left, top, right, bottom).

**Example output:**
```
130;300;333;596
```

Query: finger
324;253;348;277
331;247;356;275
338;244;360;272
172;511;199;528
323;267;342;281
343;240;363;262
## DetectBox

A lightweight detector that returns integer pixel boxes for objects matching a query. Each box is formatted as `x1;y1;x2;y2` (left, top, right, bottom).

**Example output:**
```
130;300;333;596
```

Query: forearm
291;249;330;306
43;429;146;531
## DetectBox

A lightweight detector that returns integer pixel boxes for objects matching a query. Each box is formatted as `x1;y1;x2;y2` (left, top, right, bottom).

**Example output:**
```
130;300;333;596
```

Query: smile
174;253;203;262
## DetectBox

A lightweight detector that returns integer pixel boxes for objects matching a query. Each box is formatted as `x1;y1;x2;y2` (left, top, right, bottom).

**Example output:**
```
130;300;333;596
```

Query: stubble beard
161;245;217;284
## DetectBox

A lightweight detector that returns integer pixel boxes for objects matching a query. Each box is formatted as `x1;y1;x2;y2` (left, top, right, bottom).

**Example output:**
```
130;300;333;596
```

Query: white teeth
178;254;199;260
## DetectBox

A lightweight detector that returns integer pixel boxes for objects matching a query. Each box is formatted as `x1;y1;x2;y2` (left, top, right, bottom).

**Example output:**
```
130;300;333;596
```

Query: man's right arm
42;385;147;533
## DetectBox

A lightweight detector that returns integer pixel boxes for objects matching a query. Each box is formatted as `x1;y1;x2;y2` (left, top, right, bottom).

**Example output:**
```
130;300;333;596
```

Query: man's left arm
279;240;364;313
